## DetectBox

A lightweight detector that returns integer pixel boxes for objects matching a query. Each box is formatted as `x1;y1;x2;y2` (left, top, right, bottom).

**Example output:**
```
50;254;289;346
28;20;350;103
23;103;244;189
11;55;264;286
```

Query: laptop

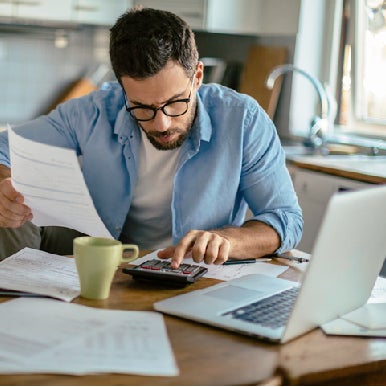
154;185;386;343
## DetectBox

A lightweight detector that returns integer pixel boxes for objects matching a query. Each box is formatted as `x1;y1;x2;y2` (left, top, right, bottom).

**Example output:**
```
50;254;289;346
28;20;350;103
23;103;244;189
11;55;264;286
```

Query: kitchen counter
286;155;386;184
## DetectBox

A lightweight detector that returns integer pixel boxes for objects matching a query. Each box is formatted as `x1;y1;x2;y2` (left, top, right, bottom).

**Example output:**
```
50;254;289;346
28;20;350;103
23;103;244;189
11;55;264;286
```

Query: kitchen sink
283;133;386;158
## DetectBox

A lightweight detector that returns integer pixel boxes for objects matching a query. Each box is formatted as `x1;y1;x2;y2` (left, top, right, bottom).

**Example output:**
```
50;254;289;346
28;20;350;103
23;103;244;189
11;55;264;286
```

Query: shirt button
115;226;121;232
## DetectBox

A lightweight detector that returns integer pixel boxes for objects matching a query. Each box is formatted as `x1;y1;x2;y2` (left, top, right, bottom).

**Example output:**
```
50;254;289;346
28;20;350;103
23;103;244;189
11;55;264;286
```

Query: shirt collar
114;105;138;142
192;92;213;143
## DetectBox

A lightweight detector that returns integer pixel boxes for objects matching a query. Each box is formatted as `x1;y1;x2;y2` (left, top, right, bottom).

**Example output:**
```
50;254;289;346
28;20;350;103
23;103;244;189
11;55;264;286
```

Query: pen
0;290;49;298
272;253;310;263
223;258;257;265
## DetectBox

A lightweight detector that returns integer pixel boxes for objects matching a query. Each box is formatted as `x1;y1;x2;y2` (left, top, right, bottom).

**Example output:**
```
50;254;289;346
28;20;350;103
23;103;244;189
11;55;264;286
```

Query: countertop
286;154;386;184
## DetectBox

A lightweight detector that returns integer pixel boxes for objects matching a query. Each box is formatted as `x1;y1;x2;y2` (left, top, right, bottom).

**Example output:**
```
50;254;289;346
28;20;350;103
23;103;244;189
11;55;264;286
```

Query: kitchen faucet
266;64;332;152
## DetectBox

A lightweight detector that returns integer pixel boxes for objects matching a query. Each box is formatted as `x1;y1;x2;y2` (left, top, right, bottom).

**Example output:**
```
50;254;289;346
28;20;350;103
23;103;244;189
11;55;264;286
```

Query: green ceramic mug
73;237;139;300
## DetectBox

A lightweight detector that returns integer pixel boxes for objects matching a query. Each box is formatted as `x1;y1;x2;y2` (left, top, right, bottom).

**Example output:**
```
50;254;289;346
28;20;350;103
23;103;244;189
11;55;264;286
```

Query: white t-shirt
120;130;181;249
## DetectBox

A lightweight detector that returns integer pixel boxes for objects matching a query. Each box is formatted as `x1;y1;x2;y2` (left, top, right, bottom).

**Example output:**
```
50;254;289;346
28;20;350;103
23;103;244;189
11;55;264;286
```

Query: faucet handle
303;116;327;150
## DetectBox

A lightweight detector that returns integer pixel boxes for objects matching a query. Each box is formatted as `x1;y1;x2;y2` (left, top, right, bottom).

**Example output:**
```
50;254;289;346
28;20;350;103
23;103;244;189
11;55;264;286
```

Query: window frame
341;0;386;138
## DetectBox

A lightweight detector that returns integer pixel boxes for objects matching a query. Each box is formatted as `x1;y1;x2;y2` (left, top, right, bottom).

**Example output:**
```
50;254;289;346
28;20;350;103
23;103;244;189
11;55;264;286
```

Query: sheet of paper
0;247;80;301
130;250;289;280
369;276;386;303
0;298;178;376
8;126;112;238
341;303;386;330
321;276;386;337
321;317;386;337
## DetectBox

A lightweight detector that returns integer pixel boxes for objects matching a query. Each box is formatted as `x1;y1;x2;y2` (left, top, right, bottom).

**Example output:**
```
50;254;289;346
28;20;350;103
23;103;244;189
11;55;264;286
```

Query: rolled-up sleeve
0;131;10;168
240;103;303;253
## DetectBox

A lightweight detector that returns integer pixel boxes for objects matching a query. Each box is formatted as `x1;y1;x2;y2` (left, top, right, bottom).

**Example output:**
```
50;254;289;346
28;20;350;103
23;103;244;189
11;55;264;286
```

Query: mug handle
121;244;139;263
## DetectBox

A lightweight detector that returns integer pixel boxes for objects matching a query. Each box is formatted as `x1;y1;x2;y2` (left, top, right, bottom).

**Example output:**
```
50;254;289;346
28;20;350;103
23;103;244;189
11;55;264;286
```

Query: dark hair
110;7;199;80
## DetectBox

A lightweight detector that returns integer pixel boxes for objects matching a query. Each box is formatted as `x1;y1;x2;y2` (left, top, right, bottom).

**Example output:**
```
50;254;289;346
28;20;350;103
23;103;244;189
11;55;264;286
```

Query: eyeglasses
124;78;194;122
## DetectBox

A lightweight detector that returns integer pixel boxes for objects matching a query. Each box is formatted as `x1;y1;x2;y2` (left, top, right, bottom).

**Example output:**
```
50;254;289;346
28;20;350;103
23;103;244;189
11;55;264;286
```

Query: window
337;0;386;137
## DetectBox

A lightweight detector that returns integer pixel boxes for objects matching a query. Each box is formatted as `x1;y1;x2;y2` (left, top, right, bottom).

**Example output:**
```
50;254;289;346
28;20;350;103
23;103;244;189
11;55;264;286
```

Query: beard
142;127;190;151
139;101;196;151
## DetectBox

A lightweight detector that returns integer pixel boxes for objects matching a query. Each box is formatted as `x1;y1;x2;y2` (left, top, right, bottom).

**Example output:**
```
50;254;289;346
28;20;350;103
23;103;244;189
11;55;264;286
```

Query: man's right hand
0;177;32;228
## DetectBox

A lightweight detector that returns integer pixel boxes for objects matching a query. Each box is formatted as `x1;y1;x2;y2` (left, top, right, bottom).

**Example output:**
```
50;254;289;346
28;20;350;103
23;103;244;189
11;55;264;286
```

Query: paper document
0;247;80;301
8;125;112;238
321;276;386;337
368;276;386;303
0;298;178;376
321;308;386;337
341;303;386;330
130;250;289;280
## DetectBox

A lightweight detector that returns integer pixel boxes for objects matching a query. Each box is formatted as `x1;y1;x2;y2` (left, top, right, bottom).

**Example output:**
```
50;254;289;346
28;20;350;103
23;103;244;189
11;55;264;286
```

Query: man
0;7;302;268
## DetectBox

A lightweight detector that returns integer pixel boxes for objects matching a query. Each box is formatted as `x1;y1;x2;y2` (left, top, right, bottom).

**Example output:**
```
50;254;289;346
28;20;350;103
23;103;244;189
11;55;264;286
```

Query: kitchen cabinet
0;0;300;33
133;0;207;31
17;0;72;22
291;168;373;253
0;0;13;18
133;0;300;35
0;0;72;22
0;0;130;25
72;0;129;26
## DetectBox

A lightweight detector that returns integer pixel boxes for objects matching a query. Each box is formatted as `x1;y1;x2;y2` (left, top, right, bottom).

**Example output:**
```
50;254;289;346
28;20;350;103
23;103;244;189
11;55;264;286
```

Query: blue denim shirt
0;82;302;253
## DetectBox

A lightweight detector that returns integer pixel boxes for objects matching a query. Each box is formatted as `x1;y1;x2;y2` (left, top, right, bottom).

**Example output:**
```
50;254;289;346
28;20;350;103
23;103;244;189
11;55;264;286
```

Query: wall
0;25;110;126
195;31;296;136
290;0;341;138
0;25;296;137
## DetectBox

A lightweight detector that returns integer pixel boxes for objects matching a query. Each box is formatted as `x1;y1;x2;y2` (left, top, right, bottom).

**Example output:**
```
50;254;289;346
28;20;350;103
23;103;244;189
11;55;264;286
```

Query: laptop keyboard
222;287;299;329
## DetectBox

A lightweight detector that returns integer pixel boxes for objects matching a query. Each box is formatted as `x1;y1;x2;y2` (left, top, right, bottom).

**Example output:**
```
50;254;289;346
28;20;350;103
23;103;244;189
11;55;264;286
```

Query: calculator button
188;266;201;275
152;262;167;270
141;259;158;269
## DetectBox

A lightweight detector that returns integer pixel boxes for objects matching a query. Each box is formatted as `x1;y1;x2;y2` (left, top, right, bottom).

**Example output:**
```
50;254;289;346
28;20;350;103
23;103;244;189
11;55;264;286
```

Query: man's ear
194;61;204;88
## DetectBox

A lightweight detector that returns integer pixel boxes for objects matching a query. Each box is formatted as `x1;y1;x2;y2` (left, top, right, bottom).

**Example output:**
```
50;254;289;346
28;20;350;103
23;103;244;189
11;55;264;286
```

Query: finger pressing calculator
122;259;208;286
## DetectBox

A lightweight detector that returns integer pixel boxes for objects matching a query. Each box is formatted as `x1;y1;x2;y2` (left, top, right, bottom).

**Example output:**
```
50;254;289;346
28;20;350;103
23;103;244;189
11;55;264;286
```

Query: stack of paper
0;247;80;301
0;298;178;376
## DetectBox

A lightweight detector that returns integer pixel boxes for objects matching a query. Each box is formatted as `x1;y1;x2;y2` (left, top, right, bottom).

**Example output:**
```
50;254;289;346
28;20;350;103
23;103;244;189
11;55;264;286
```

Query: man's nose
153;111;172;132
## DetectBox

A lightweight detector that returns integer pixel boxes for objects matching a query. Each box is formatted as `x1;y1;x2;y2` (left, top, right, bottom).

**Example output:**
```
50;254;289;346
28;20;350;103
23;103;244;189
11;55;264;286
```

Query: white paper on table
8;125;112;238
321;317;386;337
369;276;386;303
129;250;289;280
321;276;386;336
340;303;386;330
0;298;178;376
0;247;80;301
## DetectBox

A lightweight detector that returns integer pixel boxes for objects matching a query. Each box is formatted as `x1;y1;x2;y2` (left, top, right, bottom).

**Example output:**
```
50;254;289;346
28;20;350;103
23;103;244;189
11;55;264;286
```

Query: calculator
122;259;208;286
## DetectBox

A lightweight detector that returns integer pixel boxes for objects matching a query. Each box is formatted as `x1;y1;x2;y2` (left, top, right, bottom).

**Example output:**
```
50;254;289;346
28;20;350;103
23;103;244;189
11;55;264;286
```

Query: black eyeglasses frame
124;94;191;122
122;77;194;122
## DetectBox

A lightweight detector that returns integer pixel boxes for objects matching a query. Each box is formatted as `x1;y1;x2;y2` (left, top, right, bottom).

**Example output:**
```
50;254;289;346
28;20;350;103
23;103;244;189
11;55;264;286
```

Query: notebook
154;185;386;343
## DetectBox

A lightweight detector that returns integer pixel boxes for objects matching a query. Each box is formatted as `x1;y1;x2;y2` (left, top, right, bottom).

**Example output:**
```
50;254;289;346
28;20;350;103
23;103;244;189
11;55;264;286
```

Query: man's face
121;61;203;151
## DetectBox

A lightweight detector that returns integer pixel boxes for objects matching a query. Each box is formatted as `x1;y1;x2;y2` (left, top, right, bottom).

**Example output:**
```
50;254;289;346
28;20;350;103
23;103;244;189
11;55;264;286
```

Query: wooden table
2;254;386;385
